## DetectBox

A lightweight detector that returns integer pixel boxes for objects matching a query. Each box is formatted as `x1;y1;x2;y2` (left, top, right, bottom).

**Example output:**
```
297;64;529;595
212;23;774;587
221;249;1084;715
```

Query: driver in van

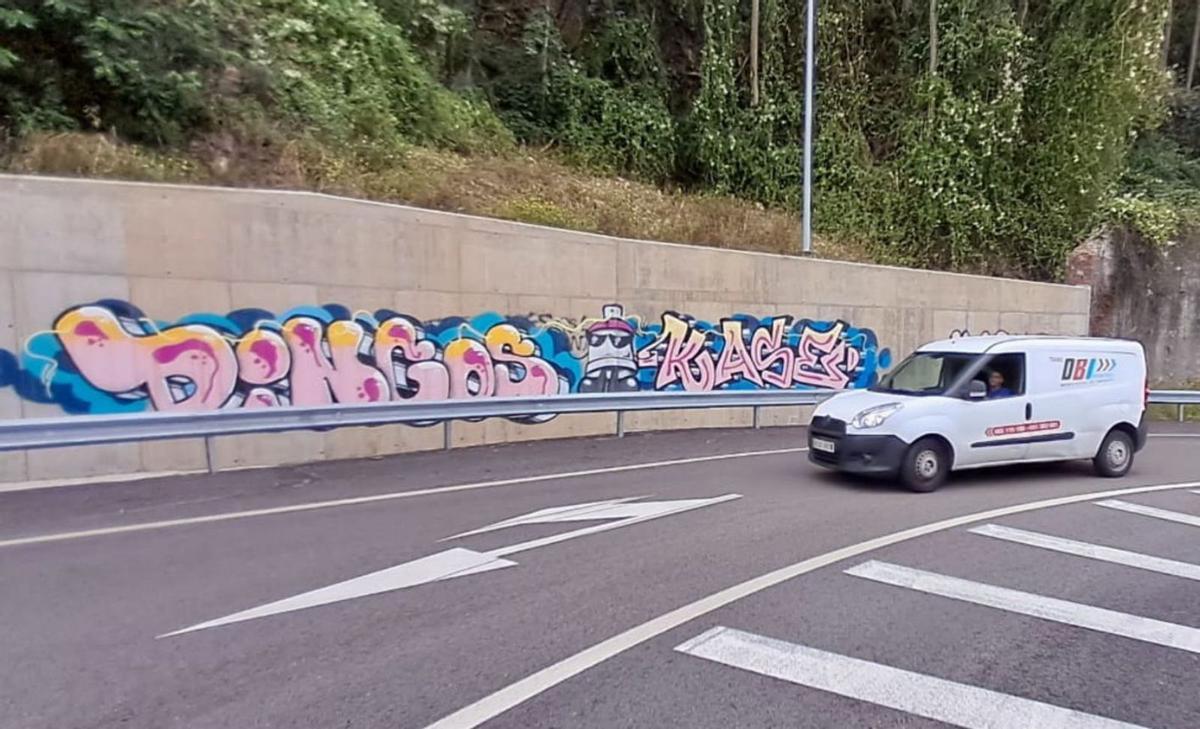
988;370;1014;399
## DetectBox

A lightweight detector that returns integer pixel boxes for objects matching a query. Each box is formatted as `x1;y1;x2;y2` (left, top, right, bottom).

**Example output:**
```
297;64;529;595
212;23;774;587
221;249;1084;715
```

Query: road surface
2;424;1198;729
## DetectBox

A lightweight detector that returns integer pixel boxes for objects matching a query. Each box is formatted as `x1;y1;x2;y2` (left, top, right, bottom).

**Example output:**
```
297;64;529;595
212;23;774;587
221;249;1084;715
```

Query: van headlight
851;403;903;429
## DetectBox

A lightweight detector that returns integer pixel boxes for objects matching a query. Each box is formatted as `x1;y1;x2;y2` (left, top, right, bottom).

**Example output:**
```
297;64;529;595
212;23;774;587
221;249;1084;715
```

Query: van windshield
872;352;980;396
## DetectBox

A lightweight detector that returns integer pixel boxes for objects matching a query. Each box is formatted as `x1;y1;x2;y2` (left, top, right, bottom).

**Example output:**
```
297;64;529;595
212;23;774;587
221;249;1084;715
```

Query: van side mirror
967;380;988;400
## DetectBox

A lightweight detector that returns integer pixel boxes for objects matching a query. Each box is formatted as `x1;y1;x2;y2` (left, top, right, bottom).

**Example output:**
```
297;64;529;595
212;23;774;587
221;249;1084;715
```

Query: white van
808;336;1148;492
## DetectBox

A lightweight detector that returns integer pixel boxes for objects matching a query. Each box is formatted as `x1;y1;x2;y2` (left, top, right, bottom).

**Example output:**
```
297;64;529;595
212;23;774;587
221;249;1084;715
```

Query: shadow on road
809;459;1101;494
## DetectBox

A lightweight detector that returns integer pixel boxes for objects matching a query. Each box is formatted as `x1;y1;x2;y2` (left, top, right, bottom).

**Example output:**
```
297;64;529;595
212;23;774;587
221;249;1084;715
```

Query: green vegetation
0;1;509;155
3;0;1199;280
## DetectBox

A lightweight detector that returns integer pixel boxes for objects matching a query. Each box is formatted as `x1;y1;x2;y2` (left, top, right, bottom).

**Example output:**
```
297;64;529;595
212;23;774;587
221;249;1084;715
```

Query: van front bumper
808;422;908;477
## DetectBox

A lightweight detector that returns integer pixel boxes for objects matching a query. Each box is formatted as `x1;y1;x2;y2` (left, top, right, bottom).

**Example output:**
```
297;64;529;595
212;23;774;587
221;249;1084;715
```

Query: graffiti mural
0;301;891;420
949;328;1011;339
633;312;889;392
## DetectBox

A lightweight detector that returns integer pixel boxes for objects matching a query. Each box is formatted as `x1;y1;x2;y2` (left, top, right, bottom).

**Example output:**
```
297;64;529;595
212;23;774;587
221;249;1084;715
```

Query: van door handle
1025;403;1033;420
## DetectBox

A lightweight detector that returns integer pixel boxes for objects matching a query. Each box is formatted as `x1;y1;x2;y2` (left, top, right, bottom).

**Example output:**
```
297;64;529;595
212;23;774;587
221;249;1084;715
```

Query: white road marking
970;524;1200;581
160;548;517;637
675;626;1150;729
161;494;740;637
441;496;650;540
846;560;1200;654
1096;499;1200;528
421;479;1200;729
0;469;205;495
486;495;742;559
0;448;801;549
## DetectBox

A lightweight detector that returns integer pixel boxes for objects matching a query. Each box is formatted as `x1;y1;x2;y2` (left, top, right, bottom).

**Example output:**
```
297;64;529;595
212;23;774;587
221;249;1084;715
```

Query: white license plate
812;437;837;454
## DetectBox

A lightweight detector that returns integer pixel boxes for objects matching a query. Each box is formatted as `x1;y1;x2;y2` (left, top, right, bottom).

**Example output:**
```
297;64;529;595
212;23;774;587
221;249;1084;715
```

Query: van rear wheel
1094;430;1135;478
901;438;949;493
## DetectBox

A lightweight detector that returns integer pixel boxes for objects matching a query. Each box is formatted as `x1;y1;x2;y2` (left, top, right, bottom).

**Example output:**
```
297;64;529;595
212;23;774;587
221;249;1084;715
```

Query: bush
478;8;676;182
0;1;234;143
815;0;1170;278
0;0;510;155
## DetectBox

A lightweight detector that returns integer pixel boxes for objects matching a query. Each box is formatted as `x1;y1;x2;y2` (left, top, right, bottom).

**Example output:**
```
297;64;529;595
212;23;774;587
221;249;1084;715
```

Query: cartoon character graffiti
0;301;892;420
579;305;639;393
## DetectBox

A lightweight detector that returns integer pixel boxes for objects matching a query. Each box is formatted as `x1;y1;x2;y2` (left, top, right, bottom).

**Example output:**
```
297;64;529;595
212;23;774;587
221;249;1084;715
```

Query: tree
1189;0;1200;87
1164;0;1174;69
750;0;760;105
929;0;939;76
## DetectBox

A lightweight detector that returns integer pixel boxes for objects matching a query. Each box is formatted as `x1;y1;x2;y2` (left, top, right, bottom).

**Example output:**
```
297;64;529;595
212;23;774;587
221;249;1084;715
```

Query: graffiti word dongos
0;302;892;423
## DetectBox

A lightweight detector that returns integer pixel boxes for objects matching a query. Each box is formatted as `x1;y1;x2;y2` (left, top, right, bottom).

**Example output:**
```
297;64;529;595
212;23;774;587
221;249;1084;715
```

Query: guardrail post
753;406;761;430
616;411;626;438
203;436;215;475
443;420;453;451
1181;404;1187;423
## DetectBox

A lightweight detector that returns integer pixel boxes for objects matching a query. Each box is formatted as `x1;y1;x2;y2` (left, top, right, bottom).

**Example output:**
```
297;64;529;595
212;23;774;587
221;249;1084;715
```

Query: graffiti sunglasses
589;332;633;348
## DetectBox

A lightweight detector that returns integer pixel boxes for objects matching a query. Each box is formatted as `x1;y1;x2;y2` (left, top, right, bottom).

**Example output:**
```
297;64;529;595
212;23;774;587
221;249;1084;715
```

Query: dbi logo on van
1060;357;1117;383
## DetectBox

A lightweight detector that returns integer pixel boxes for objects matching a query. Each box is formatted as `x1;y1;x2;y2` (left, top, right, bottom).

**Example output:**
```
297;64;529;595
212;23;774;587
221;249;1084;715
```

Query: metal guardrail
1149;390;1200;422
0;389;834;453
0;388;1193;456
1148;390;1200;404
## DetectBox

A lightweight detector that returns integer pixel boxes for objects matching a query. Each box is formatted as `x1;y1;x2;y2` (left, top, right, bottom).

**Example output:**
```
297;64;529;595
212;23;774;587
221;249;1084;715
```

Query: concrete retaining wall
0;174;1091;484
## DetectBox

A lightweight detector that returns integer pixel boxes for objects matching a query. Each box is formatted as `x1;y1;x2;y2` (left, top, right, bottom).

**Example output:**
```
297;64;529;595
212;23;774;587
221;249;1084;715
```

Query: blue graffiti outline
0;302;590;414
0;303;890;414
631;312;891;391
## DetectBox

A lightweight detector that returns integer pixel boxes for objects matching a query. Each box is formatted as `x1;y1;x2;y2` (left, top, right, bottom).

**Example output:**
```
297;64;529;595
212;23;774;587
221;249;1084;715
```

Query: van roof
917;335;1144;355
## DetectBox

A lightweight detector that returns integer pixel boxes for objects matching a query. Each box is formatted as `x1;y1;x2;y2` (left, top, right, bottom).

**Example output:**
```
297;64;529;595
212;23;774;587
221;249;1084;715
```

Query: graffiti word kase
0;302;892;420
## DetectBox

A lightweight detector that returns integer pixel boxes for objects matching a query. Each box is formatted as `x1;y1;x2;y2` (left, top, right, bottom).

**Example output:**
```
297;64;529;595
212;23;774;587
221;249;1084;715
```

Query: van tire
1094;429;1135;478
901;438;950;493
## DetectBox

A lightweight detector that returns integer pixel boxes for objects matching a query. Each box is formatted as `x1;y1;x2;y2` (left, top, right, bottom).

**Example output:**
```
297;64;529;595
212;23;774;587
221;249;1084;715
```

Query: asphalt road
1;424;1198;729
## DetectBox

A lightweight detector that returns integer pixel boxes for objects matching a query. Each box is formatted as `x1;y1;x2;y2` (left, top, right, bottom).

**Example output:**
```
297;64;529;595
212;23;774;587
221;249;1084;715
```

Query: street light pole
801;0;816;255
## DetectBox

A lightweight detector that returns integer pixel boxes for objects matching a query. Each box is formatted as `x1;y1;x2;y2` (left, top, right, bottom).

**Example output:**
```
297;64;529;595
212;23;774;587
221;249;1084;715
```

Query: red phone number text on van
985;420;1062;438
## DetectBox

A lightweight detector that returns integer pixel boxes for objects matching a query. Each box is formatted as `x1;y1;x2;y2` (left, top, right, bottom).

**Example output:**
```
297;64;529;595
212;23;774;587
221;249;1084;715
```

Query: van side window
974;353;1025;399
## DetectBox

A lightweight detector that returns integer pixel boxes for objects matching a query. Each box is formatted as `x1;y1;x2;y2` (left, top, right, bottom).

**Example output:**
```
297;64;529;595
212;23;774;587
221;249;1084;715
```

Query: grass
1148;404;1200;422
1;131;870;262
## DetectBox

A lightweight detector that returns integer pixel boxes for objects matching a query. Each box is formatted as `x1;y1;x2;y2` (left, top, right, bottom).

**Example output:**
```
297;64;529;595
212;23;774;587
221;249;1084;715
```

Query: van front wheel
901;438;949;493
1094;430;1135;478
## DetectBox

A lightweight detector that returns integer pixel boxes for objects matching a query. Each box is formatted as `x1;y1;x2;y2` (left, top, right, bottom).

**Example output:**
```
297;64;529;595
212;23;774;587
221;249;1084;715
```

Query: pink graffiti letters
635;313;882;392
6;302;889;417
749;319;794;389
55;306;238;411
794;322;861;389
43;305;573;415
643;314;716;391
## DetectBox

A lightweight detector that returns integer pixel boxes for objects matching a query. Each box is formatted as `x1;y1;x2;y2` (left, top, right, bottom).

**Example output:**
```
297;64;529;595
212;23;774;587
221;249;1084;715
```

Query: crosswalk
677;627;1152;729
1096;499;1200;528
676;493;1200;728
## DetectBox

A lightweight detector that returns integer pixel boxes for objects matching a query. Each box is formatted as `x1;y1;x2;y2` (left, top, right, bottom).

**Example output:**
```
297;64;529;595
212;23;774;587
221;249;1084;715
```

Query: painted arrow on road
160;493;741;637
